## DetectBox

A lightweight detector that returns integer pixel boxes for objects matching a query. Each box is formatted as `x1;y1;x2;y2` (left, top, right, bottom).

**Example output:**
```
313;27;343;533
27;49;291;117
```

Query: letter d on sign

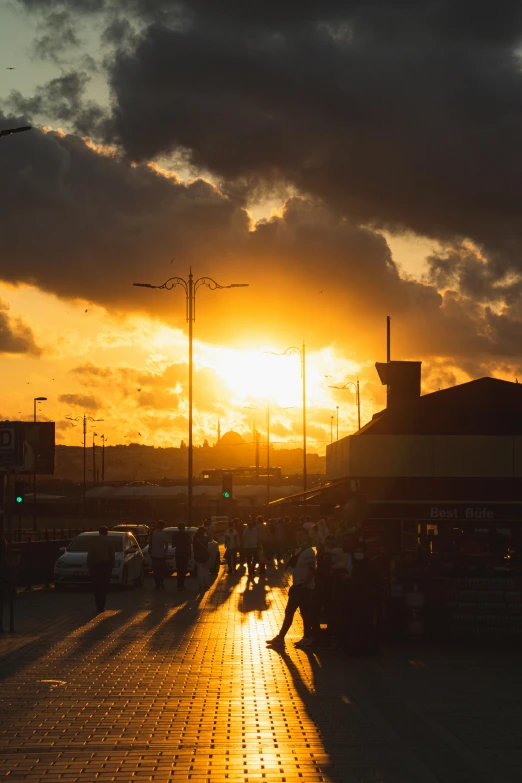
0;429;14;448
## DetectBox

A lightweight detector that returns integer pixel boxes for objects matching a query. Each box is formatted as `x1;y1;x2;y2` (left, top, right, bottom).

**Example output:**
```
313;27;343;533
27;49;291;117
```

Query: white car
142;527;220;575
54;531;145;589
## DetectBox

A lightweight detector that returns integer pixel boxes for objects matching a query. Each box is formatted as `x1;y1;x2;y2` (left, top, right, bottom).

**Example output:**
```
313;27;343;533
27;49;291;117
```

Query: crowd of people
151;513;385;655
220;514;385;654
21;513;385;653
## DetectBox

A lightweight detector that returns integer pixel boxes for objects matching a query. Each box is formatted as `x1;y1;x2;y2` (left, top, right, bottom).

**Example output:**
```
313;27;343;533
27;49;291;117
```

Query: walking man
150;520;169;590
243;518;259;577
172;522;191;590
224;519;240;574
87;527;115;613
267;528;317;648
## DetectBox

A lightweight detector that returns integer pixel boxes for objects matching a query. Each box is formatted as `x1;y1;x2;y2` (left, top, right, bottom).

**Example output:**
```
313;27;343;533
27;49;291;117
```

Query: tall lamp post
32;396;47;532
133;268;248;525
92;432;98;485
329;379;361;432
65;414;104;510
267;342;307;490
100;435;107;482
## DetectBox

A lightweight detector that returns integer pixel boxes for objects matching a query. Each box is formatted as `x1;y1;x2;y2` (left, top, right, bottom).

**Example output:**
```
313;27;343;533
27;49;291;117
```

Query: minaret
217;418;221;445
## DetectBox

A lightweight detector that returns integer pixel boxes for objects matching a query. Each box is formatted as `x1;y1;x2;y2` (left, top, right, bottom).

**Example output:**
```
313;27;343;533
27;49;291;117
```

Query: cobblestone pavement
1;561;521;782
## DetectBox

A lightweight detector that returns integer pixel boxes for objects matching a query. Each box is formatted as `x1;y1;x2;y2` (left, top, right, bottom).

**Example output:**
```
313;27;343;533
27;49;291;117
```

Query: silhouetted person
315;534;349;644
193;525;210;592
0;530;8;632
149;520;169;590
224;520;240;573
267;528;317;649
172;522;191;590
346;543;378;655
243;519;259;577
87;527;115;613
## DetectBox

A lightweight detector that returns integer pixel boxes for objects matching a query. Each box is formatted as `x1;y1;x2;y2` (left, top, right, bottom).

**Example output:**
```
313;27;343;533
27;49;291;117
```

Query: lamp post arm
329;382;357;391
194;277;248;320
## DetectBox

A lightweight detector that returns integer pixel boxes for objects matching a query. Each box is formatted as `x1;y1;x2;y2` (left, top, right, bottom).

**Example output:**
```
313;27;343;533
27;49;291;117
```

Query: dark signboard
0;422;55;474
369;501;522;522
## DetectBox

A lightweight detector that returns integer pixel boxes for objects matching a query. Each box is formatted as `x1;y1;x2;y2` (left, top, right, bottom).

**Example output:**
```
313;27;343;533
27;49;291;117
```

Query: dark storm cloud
64;0;519;305
8;73;106;138
16;0;522;299
1;113;522;368
0;115;406;324
0;300;41;356
59;393;102;410
32;11;81;63
18;0;106;11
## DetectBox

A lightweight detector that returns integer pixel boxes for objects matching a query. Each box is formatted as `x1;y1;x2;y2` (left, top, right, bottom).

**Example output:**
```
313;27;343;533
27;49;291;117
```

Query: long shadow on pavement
269;643;501;783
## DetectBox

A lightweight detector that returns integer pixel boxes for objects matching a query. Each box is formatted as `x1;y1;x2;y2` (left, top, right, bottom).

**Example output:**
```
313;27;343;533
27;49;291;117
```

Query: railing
9;528;86;544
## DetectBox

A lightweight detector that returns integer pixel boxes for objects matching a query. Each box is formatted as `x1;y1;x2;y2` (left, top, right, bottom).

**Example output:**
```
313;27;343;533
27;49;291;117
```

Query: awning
269;477;354;507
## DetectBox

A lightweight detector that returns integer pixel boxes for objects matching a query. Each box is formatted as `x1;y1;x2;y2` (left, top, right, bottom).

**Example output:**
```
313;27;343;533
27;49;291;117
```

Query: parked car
142;527;220;575
210;516;230;534
54;531;145;589
110;524;150;548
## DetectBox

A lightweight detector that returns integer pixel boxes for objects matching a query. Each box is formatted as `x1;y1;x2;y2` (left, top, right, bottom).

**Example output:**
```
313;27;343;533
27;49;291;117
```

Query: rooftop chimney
375;361;421;409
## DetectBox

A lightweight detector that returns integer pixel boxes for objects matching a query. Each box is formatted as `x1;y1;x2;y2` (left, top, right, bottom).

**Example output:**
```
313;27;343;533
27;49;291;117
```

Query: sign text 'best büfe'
430;506;494;520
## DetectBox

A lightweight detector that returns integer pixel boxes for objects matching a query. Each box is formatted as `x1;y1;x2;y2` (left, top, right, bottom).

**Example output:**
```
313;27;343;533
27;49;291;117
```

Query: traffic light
14;479;25;505
222;472;233;499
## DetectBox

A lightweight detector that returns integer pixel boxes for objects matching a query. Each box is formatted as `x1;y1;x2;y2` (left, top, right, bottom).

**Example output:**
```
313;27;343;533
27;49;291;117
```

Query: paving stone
1;561;521;781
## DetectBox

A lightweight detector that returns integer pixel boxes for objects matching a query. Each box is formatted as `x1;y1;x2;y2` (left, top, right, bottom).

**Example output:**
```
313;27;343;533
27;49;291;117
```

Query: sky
1;0;522;454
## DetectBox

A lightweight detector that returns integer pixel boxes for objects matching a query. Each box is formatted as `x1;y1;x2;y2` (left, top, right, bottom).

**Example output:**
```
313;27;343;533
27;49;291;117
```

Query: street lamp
0;125;31;139
32;397;47;532
266;342;307;490
336;405;339;441
92;432;98;485
133;268;248;525
243;404;293;507
65;414;104;510
329;379;361;431
100;435;108;482
330;415;334;444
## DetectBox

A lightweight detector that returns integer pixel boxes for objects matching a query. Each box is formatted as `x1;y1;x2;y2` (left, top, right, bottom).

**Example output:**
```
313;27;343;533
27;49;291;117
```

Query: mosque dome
218;430;246;446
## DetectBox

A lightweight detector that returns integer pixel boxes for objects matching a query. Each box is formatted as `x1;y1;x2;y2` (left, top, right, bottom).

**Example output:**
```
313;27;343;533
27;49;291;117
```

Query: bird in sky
138;432;142;436
84;309;88;313
318;290;325;293
6;67;15;70
137;388;142;391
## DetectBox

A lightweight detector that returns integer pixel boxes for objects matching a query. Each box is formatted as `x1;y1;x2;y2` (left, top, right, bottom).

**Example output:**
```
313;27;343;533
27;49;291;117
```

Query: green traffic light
15;496;23;503
223;491;230;498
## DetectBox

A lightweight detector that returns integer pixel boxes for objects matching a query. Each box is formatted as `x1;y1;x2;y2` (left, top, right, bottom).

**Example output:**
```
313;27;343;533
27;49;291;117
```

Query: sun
209;347;303;407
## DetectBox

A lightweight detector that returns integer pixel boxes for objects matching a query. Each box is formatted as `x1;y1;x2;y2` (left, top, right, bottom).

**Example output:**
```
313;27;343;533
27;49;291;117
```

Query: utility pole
329;379;361;432
134;269;248;526
266;404;270;508
254;423;260;479
92;432;97;486
101;435;107;482
66;414;103;513
32;396;47;532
